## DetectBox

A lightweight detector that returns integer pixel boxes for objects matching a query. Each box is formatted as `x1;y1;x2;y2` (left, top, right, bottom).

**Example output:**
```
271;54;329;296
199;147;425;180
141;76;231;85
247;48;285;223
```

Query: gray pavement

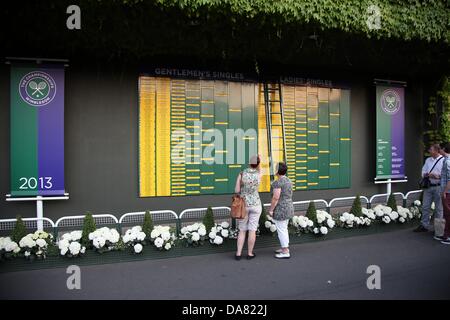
1;227;449;299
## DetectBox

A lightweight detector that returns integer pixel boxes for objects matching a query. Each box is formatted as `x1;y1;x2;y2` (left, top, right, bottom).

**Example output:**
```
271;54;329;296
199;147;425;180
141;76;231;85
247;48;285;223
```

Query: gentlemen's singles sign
10;64;65;196
376;85;405;179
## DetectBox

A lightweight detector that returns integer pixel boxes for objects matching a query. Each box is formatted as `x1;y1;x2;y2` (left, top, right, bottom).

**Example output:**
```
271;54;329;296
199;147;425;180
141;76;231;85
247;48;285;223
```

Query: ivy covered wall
1;0;448;78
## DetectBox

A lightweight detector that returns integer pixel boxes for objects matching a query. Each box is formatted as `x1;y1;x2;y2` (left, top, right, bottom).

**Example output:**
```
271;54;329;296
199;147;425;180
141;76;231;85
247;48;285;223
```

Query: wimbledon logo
381;89;400;115
19;71;56;106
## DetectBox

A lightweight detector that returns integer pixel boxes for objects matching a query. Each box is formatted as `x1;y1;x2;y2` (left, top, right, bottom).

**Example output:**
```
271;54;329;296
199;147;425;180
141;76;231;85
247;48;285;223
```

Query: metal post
36;196;43;231
386;178;392;195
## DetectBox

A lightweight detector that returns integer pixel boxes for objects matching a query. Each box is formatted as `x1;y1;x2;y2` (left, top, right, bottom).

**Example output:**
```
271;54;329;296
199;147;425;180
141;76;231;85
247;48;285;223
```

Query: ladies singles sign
10;64;65;196
376;85;405;179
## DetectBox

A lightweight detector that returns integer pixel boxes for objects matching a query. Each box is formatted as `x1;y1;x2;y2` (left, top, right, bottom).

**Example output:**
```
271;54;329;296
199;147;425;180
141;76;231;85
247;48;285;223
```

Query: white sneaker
275;252;290;259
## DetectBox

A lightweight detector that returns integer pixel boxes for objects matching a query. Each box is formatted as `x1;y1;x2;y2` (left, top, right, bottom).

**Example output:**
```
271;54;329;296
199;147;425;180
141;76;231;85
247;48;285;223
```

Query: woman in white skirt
268;162;294;259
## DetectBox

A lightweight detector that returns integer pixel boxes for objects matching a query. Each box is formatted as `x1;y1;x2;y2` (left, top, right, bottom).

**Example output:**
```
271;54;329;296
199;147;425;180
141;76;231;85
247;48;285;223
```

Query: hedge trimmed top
144;0;449;43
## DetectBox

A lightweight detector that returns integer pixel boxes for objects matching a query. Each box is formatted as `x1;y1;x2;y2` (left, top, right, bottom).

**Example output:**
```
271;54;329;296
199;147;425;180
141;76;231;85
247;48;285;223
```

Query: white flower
164;243;172;250
307;220;314;227
269;225;277;233
109;229;120;243
181;227;188;234
313;228;319;234
187;225;193;232
80;247;86;254
69;241;81;255
389;211;399;220
60;247;68;256
134;243;143;253
154;237;164;248
382;216;391;224
414;200;421;206
161;231;171;241
5;241;19;253
93;237;106;249
382;206;392;214
70;231;82;241
24;251;31;257
131;226;142;233
339;215;346;222
221;229;229;238
208;232;216;239
19;236;36;249
320;226;328;235
265;221;272;228
399;217;406;223
137;231;146;241
122;234;131;244
213;236;223;245
192;232;200;242
210;227;217;234
58;239;70;250
150;229;160;239
221;222;230;229
198;228;206;237
327;219;335;228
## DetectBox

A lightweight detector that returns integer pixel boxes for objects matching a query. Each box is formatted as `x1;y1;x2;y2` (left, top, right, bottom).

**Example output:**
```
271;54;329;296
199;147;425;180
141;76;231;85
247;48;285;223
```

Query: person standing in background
439;142;450;244
268;162;294;259
415;144;444;232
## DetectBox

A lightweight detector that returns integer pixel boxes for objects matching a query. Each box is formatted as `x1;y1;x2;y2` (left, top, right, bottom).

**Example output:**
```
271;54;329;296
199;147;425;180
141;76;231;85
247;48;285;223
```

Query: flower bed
0;196;422;265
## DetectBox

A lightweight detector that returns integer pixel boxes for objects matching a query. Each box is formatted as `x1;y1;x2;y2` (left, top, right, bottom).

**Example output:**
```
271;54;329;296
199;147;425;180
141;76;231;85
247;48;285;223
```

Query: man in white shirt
414;144;444;232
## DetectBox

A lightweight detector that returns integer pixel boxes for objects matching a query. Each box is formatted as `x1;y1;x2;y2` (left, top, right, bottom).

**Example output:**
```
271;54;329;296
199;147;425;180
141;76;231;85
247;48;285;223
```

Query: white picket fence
0;190;423;236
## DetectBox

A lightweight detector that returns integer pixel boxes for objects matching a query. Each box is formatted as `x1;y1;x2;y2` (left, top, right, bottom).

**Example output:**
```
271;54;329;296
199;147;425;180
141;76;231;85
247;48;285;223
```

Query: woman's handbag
231;172;247;219
231;194;247;219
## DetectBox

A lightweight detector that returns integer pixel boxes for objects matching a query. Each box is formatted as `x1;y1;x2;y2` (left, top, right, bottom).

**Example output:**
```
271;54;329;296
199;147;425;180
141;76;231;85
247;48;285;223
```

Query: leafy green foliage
142;211;154;239
11;215;27;243
350;195;363;217
2;1;448;74
146;0;449;43
81;212;97;247
306;201;317;224
423;76;450;150
387;194;398;212
203;207;215;232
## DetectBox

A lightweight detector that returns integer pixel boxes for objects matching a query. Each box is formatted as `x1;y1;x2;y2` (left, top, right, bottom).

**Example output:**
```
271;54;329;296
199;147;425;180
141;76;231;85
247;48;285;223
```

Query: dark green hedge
142;0;449;43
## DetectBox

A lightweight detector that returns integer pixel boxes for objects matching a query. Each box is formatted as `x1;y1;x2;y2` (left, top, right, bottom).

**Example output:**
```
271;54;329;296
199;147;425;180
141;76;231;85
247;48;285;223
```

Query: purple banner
376;85;405;179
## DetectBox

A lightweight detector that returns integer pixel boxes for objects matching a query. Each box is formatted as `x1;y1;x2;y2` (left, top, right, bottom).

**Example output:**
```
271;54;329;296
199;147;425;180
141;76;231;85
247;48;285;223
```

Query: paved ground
1;227;449;299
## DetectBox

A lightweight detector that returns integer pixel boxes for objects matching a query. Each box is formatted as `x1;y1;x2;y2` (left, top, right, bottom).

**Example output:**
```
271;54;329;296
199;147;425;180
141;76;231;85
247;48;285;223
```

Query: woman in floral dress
234;155;262;260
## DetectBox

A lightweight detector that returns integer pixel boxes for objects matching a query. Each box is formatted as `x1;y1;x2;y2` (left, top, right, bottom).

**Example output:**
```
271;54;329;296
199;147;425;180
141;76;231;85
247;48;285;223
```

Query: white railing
0;217;55;232
0;190;423;235
55;213;118;228
369;192;404;207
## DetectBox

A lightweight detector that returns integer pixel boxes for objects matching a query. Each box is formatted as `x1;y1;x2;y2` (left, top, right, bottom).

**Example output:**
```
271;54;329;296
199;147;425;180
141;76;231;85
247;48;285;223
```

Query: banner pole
36;196;43;231
386;178;392;195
